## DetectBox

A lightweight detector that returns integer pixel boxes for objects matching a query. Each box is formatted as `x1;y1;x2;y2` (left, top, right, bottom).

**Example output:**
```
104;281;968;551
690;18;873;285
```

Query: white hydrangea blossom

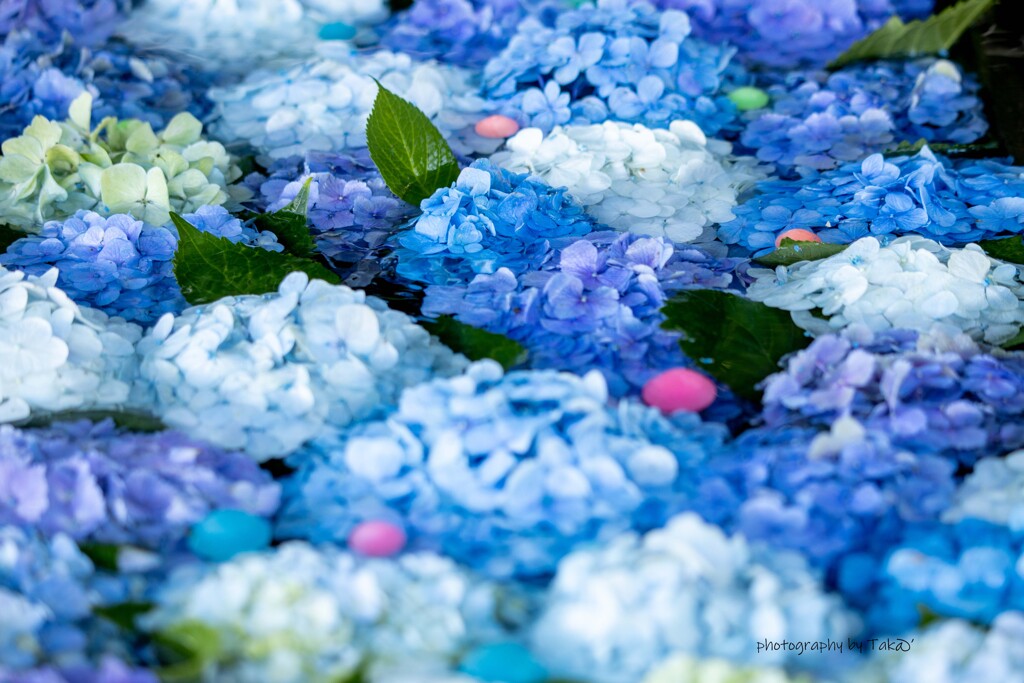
0;267;141;423
850;612;1024;683
490;120;766;244
942;451;1024;530
118;0;386;73
209;50;498;159
141;543;503;683
530;513;859;683
746;236;1024;344
136;272;467;460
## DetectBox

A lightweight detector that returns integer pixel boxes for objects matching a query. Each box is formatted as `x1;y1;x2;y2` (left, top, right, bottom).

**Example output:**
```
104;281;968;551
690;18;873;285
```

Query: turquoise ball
318;22;357;41
459;642;547;683
187;509;271;562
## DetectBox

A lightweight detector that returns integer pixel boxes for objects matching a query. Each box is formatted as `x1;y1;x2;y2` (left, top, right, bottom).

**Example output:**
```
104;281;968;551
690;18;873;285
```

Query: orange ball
775;229;822;247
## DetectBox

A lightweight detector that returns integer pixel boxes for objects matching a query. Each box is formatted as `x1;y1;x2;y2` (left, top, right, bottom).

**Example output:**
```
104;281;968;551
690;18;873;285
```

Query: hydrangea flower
642;655;810;683
0;658;157;683
0;525;128;669
0;0;125;46
0;420;280;547
378;0;562;67
141;543;508;683
761;326;1024;464
0;267;140;423
209;50;498;159
394;160;597;285
422;231;745;396
136;272;467;461
943;451;1024;530
0;207;282;324
655;0;933;68
279;361;728;579
840;519;1024;632
0;93;245;232
745;236;1024;344
851;611;1024;683
491;120;766;244
739;60;986;177
720;148;1024;251
530;513;860;682
482;0;742;136
693;417;956;573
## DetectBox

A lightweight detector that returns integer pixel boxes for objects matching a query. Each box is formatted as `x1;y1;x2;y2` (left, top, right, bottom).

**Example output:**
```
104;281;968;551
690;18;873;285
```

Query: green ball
728;86;770;111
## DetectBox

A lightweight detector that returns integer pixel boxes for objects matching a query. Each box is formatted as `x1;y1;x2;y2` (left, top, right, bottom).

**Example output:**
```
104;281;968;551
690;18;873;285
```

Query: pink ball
775;229;822;247
642;368;718;414
475;115;520;139
348;521;407;557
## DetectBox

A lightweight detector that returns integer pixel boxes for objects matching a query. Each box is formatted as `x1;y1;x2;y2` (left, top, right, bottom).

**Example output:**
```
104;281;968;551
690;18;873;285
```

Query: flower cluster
482;0;742;136
852;611;1024;683
280;361;728;579
745;236;1024;344
491;120;766;244
136;272;467;461
0;207;281;324
0;266;140;423
209;50;498;159
378;0;561;68
0;93;244;231
654;0;931;68
0;0;125;46
141;543;506;683
694;417;956;573
761;327;1024;464
395;160;597;285
740;60;986;176
422;231;744;396
720;149;1024;251
0;420;280;547
529;513;860;682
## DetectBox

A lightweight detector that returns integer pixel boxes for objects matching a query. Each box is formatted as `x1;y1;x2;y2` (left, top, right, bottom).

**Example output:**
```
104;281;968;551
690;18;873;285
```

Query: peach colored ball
475;115;520;139
775;229;823;247
642;368;718;414
348;520;407;557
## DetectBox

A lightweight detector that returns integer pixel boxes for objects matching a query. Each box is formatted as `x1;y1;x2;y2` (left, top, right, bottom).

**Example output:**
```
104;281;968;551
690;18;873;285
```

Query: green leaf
251;178;317;258
95;602;154;631
170;212;340;305
978;235;1024;263
422;316;527;370
366;81;460;206
16;409;166;432
661;290;811;400
754;238;848;267
829;0;998;69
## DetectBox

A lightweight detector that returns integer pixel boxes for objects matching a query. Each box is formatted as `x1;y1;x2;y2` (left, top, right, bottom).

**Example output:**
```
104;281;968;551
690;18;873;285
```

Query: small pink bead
475;115;520;139
775;229;822;247
642;368;718;414
348;521;407;557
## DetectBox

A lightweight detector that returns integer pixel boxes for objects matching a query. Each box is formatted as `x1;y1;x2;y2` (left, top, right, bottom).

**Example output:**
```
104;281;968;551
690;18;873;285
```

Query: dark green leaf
829;0;998;68
366;81;460;206
171;212;340;305
80;543;120;571
95;602;154;631
661;290;811;400
17;409;166;432
754;238;848;267
422;316;527;370
979;235;1024;263
250;178;317;258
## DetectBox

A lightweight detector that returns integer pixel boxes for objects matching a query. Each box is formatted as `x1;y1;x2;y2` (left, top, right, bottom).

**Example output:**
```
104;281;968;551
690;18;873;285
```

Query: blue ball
187;509;272;562
318;22;357;40
459;642;547;683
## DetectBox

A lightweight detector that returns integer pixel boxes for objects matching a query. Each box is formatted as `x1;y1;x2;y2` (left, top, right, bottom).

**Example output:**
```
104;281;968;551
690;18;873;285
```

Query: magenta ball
642;368;718;414
348;521;407;557
475;115;520;139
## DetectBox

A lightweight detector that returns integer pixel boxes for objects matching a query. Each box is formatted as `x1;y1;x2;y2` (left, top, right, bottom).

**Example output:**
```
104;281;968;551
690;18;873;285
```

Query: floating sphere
642;368;718;414
775;229;823;247
459;642;548;683
475;115;521;139
728;86;770;111
348;520;407;557
187;509;272;562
